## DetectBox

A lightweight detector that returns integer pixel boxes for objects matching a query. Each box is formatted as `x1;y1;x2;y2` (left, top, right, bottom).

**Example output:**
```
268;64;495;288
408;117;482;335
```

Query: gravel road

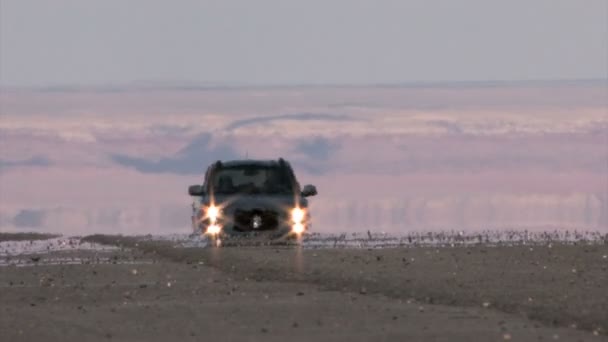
0;234;606;341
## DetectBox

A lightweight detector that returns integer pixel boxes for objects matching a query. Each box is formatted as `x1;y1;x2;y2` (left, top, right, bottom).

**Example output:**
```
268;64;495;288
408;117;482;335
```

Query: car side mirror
301;184;317;197
188;185;205;196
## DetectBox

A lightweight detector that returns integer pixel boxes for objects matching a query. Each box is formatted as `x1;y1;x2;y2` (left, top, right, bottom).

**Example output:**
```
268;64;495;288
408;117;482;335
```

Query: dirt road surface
1;234;606;341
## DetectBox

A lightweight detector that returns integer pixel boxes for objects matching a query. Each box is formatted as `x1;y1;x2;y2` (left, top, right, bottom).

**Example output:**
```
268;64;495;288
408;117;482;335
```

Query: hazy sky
1;83;606;233
1;0;607;86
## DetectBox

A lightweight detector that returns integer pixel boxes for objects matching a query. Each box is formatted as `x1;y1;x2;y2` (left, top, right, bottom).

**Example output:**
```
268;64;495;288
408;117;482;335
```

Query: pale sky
1;0;607;86
1;84;607;233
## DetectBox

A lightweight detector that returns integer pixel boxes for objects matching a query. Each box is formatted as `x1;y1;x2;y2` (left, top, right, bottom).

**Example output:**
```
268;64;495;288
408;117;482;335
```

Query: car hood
205;194;307;213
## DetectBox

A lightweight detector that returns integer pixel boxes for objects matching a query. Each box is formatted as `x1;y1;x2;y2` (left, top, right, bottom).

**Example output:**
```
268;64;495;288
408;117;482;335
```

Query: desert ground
0;233;606;341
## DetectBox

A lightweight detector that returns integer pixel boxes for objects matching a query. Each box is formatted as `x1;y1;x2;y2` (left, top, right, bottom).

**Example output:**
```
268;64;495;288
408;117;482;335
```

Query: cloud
427;120;464;134
225;113;355;130
149;124;192;136
293;136;339;160
111;133;240;174
291;162;329;176
288;136;341;175
110;131;342;176
0;157;50;171
12;209;46;228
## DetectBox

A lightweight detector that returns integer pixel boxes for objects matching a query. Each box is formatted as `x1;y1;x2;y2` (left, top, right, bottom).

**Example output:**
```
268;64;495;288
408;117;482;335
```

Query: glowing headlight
292;222;305;235
206;224;221;235
291;207;305;224
206;205;221;223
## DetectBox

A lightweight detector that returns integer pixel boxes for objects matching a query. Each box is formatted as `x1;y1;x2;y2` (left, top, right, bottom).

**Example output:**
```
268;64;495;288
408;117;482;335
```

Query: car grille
233;209;280;231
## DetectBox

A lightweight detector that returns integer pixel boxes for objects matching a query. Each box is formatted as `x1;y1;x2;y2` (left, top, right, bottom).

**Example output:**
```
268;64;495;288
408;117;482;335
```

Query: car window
211;166;293;194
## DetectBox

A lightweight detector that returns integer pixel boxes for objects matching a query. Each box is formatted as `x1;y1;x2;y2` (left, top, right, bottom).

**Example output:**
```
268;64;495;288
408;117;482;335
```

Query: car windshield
210;165;294;195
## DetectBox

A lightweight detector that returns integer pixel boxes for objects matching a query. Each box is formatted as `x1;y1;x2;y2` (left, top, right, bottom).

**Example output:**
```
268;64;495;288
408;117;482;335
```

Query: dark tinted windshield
210;165;294;195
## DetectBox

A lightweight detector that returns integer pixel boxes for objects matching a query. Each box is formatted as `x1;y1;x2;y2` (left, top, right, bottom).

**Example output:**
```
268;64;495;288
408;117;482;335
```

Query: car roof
205;158;299;185
219;159;286;168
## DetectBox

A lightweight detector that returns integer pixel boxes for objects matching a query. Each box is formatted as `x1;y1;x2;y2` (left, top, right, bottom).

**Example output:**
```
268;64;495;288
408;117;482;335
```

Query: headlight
206;224;222;235
291;207;305;224
292;222;305;234
205;205;221;224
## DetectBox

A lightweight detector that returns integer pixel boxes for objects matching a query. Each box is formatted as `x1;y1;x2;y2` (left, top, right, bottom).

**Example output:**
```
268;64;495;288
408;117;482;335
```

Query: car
188;158;317;238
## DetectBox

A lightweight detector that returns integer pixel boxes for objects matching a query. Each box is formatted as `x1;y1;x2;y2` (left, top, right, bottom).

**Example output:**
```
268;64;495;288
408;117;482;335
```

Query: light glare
206;224;221;235
207;205;220;223
292;208;305;223
292;222;305;234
